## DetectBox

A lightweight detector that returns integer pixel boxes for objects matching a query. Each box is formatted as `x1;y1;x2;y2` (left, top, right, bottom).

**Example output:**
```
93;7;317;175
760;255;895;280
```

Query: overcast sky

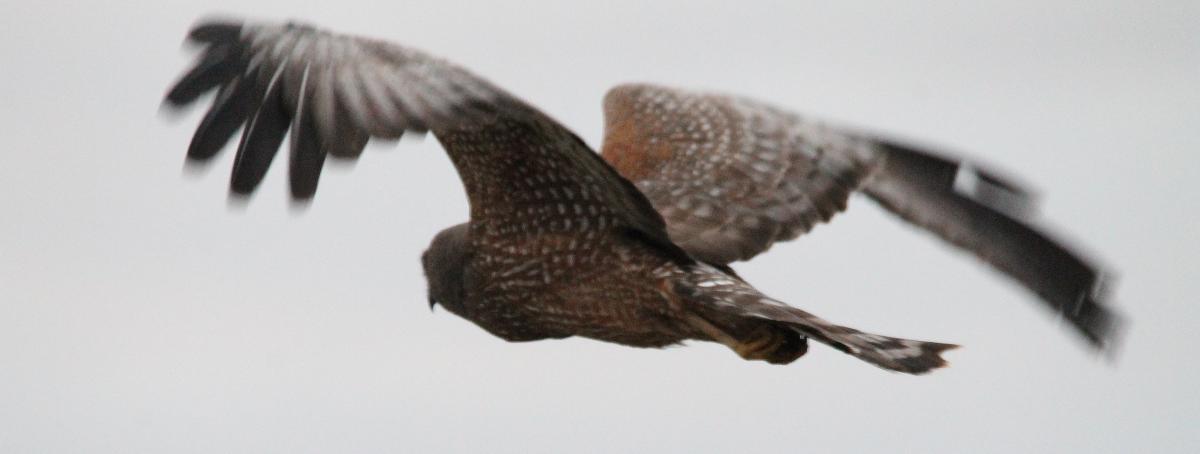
2;1;1198;452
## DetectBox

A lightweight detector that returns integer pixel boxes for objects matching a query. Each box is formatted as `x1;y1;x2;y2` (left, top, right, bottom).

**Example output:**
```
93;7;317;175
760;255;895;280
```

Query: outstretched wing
862;141;1121;349
600;83;1120;351
165;20;683;260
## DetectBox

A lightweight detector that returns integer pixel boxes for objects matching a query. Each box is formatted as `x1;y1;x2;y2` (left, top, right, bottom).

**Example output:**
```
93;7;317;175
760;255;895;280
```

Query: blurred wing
600;84;1120;351
166;20;516;198
600;84;883;264
862;141;1122;349
165;20;682;258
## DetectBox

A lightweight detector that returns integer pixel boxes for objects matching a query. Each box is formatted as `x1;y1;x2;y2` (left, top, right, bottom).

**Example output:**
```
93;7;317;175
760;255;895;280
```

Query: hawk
163;19;1120;374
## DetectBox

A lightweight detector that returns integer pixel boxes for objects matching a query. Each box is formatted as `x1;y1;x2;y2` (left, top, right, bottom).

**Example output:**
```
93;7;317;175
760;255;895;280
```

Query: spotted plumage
600;84;1120;349
164;18;1121;375
602;84;881;263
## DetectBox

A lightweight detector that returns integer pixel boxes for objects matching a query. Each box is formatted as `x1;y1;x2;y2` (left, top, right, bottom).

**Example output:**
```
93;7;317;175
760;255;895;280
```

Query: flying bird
163;18;1120;374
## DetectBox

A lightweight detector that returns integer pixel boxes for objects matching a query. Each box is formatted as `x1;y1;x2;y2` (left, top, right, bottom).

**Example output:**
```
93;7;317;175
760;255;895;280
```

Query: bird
163;18;1121;375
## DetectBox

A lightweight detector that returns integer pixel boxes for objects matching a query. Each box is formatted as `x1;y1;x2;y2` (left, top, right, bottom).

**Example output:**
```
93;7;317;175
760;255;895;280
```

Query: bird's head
421;223;471;315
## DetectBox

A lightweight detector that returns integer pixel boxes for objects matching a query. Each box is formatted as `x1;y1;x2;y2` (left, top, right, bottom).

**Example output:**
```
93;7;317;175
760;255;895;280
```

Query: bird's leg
734;325;806;364
684;313;740;347
684;314;804;364
734;326;779;360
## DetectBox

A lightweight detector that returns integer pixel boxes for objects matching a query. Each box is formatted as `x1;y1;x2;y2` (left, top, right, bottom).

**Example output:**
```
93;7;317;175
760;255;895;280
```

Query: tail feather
806;326;959;374
862;141;1123;351
678;264;957;374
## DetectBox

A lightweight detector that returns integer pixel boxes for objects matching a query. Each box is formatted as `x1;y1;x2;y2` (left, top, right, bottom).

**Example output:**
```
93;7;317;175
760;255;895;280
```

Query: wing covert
600;84;881;264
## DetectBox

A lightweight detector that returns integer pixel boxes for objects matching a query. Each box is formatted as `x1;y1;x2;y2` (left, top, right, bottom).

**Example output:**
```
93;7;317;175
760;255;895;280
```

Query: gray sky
2;0;1198;452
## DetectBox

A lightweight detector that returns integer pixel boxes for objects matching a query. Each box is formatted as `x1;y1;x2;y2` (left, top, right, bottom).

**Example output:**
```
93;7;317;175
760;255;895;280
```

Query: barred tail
678;264;957;374
800;324;959;374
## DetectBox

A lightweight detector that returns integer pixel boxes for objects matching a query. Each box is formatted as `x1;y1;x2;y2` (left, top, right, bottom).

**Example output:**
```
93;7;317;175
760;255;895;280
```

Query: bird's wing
600;83;1120;351
600;83;887;264
165;20;686;261
860;141;1121;349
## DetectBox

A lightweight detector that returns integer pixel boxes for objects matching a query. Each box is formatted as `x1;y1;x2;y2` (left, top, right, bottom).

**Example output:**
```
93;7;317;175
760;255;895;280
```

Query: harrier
164;19;1120;374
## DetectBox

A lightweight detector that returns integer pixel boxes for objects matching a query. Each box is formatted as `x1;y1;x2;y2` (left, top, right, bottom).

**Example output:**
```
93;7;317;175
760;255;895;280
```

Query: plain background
2;1;1197;452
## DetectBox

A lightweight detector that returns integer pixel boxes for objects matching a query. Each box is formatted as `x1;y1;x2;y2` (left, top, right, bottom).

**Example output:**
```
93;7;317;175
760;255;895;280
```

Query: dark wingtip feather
230;73;291;195
285;65;326;200
864;140;1126;354
288;197;316;213
225;191;252;210
325;94;371;158
166;21;246;109
953;163;1038;220
187;76;257;162
187;21;242;45
288;121;326;200
1066;290;1126;355
165;44;242;108
326;131;370;160
878;140;1040;218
